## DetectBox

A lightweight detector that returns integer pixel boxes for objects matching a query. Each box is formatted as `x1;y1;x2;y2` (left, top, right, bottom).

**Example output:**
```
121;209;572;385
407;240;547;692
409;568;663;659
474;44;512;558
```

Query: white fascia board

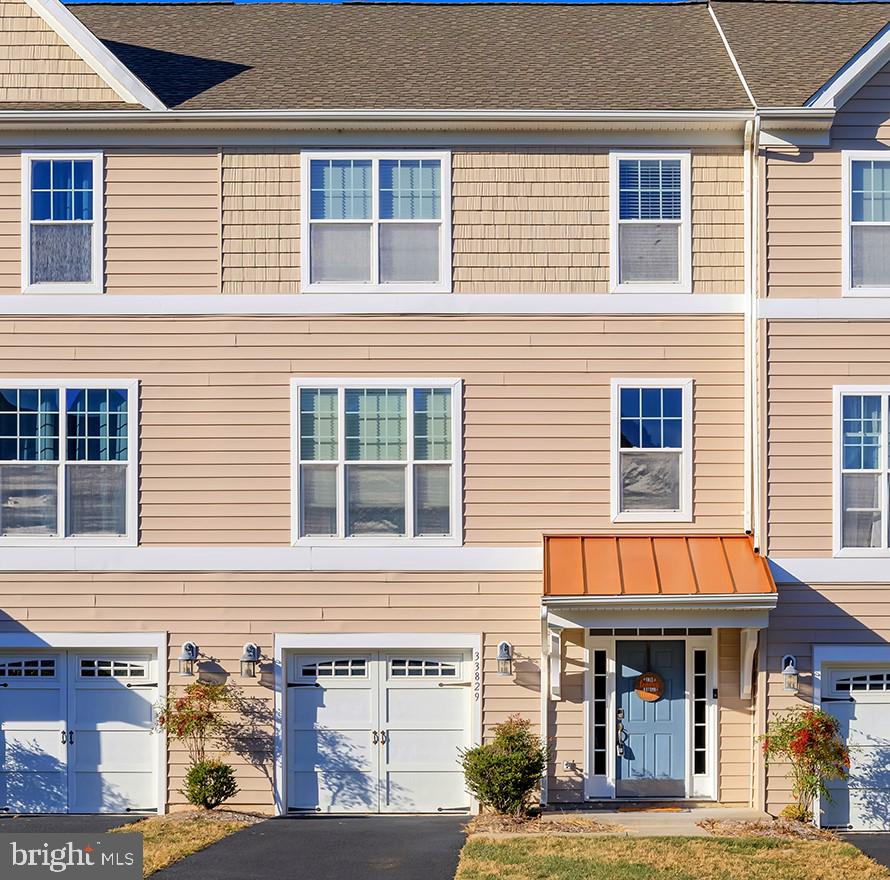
0;293;745;317
807;23;890;110
758;297;890;320
770;557;890;584
0;545;544;572
546;606;772;631
23;0;165;111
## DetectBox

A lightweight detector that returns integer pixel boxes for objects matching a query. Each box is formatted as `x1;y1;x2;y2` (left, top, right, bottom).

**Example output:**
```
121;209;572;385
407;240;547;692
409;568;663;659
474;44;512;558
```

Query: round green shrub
459;715;547;816
182;758;239;810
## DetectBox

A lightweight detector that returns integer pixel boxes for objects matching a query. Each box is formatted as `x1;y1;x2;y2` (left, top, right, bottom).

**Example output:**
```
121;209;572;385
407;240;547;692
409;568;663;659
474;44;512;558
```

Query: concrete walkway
153;815;467;880
544;806;771;836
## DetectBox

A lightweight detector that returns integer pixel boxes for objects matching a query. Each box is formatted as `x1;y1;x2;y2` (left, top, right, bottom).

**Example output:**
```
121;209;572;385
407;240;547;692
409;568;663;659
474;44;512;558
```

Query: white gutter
0;107;755;128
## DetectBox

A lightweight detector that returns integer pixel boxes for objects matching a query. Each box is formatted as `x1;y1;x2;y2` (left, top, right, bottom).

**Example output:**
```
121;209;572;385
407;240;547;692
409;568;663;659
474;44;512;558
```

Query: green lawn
457;835;890;880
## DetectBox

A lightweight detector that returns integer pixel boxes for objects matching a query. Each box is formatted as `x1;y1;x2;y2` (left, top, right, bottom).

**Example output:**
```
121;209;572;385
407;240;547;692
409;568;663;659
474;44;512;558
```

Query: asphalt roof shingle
69;1;753;111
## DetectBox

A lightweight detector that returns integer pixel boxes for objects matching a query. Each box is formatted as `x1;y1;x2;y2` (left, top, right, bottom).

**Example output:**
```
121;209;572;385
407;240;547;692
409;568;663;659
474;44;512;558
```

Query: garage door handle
380;731;387;745
61;731;67;745
127;683;158;689
372;731;379;744
437;682;471;688
68;730;74;745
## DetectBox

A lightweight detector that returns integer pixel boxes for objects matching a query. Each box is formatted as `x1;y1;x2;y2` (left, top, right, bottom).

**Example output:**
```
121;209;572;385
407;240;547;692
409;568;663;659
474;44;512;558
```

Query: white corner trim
808;23;890;110
739;627;760;700
0;293;746;317
22;0;165;111
758;297;890;320
708;5;757;109
0;544;544;572
769;556;890;584
608;150;692;295
272;631;482;816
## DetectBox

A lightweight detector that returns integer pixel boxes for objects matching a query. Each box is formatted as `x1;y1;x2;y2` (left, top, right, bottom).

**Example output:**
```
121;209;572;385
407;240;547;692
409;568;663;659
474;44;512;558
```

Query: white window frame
610;377;693;523
21;151;104;295
299;151;452;295
290;377;462;546
833;384;890;556
841;151;890;297
0;378;138;547
609;150;692;295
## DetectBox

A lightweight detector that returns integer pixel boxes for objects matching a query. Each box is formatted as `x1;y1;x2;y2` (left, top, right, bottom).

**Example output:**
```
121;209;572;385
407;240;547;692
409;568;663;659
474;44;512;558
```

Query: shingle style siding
0;0;121;103
69;1;751;111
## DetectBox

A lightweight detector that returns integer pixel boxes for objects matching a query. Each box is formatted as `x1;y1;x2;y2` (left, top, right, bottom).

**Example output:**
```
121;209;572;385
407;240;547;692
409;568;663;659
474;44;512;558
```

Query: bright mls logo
0;834;141;879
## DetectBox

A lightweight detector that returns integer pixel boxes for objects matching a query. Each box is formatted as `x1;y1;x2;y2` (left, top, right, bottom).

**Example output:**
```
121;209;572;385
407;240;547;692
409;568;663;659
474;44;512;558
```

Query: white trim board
0;293;746;317
770;556;890;584
272;631;483;816
758;298;890;320
22;0;165;111
808;23;890;111
0;544;544;572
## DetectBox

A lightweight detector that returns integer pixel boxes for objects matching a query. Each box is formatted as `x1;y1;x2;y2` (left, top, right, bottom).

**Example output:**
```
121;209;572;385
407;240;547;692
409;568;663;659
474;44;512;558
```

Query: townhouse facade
0;0;889;831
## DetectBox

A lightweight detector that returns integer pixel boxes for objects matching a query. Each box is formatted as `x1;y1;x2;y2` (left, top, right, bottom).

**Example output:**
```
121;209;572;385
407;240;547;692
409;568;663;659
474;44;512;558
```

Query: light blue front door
616;640;686;797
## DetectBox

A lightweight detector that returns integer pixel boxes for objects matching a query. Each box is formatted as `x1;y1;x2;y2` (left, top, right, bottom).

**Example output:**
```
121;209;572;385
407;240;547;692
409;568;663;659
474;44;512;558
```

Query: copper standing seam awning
541;535;778;700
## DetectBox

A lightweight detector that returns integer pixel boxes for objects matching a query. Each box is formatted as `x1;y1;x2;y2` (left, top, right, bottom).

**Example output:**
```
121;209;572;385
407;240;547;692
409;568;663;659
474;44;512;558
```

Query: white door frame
584;631;718;801
273;632;482;816
0;632;167;814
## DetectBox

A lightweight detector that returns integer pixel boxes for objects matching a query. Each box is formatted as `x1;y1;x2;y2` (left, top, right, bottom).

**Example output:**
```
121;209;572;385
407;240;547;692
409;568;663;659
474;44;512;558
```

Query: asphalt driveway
0;815;142;833
153;815;467;880
839;834;890;869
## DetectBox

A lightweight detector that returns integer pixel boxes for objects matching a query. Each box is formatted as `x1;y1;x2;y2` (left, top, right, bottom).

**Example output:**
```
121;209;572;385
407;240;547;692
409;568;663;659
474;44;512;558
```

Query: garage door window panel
295;380;460;543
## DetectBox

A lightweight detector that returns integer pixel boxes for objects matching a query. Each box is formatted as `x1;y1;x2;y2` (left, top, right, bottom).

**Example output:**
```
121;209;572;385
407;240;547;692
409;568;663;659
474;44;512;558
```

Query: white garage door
822;667;890;830
287;651;472;814
0;652;158;814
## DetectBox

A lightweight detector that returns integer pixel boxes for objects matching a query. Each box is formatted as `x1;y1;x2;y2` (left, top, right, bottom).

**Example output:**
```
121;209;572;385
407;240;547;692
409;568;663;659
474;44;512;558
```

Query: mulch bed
466;814;616;834
698;818;837;841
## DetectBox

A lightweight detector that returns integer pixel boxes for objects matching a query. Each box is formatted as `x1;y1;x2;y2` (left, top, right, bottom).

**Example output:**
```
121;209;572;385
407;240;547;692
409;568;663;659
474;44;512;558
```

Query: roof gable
0;0;163;108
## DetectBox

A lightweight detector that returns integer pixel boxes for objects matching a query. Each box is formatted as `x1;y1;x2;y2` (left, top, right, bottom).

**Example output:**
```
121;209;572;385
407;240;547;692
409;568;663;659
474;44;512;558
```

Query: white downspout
743;118;755;537
750;114;763;552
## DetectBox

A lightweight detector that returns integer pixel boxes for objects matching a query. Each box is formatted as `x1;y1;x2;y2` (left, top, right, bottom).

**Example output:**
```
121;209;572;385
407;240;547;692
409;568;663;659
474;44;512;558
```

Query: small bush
780;803;813;823
460;715;547;816
182;759;239;810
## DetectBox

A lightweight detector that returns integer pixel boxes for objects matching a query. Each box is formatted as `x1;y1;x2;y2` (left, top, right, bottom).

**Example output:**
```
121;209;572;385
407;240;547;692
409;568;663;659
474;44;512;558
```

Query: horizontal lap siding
104;152;220;295
765;60;890;299
452;149;743;294
764;582;890;815
765;320;890;556
0;569;540;812
1;314;744;545
0;0;121;103
221;150;299;294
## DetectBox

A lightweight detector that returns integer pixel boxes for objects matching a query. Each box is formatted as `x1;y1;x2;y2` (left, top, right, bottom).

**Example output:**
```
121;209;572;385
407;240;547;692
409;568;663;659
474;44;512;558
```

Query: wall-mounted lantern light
178;641;199;677
782;655;799;694
497;641;513;677
240;642;261;678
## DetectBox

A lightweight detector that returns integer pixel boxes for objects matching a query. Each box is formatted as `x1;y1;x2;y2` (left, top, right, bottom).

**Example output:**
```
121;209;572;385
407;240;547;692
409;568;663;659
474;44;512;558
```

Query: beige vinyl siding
221;149;299;294
105;151;220;295
0;0;122;104
764;60;890;299
765;320;890;556
762;581;890;816
1;314;744;546
0;149;221;295
718;628;754;805
0;569;540;813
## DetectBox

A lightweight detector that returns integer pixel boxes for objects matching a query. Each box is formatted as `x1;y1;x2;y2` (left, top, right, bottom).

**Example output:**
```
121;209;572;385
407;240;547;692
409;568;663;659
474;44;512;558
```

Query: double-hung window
611;379;693;521
835;387;890;553
22;152;103;293
301;152;451;293
0;380;137;543
843;153;890;295
293;378;461;543
610;151;691;293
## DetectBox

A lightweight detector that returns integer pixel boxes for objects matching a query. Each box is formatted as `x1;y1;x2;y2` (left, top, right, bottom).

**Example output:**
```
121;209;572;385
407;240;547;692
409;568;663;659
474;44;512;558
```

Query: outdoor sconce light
782;655;799;694
178;641;199;677
240;642;261;678
497;641;514;677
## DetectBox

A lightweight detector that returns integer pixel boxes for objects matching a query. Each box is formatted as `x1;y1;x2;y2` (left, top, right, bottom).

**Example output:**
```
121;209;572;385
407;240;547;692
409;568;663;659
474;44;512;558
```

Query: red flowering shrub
760;707;849;822
155;682;235;764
